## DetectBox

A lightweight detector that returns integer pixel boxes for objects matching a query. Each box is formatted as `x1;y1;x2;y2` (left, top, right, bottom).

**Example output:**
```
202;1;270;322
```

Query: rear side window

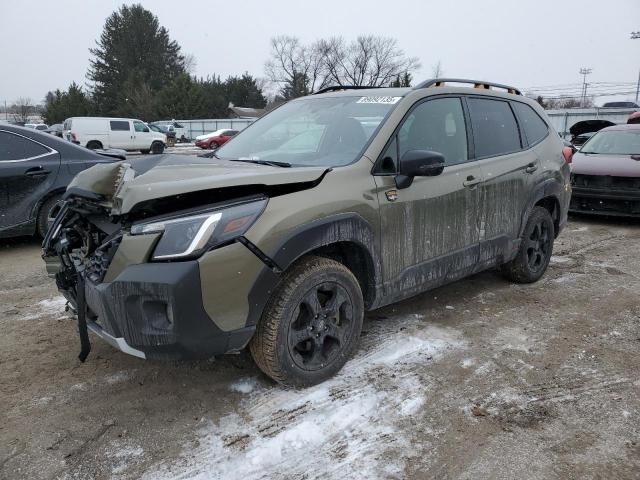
512;102;549;145
0;131;49;161
110;121;130;131
467;98;521;158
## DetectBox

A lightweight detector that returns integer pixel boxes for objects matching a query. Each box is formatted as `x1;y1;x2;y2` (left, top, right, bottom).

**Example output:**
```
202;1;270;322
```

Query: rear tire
36;194;62;238
501;206;555;283
250;256;364;387
86;141;102;150
209;141;218;150
151;142;165;154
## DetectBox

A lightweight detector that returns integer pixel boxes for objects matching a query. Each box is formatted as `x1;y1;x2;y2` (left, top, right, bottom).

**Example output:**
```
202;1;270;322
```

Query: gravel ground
1;215;639;480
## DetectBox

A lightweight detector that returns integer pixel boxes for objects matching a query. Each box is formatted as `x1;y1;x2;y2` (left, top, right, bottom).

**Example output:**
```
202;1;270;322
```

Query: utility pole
579;68;592;108
632;31;640;103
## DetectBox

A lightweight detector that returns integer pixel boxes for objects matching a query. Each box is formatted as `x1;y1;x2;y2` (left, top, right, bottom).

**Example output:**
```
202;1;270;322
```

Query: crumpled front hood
572;152;640;177
66;154;328;214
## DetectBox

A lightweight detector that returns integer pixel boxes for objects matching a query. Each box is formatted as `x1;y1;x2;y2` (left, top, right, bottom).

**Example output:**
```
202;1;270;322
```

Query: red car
194;129;239;149
570;124;640;216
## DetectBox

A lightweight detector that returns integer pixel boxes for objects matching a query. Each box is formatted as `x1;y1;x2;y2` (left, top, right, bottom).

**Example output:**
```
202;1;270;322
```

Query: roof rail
414;78;522;96
313;85;385;95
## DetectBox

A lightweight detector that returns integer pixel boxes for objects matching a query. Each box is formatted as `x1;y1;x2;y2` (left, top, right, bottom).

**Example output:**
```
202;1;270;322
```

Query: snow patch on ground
105;371;133;385
145;323;464;480
229;378;259;394
109;443;145;475
552;272;584;284
12;296;67;321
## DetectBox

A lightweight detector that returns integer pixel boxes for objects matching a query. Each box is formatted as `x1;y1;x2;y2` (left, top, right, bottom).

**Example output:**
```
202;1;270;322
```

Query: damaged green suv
43;79;571;386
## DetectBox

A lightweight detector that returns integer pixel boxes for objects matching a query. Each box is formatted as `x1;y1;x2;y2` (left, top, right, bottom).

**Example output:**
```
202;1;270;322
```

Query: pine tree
88;4;185;115
42;82;93;124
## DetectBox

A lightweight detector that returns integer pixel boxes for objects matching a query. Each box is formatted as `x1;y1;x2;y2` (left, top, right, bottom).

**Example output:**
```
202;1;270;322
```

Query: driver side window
398;98;468;166
133;121;146;132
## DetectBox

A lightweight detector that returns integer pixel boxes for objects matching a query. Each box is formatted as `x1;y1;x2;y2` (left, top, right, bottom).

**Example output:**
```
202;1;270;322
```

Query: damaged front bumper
570;187;640;217
82;260;255;360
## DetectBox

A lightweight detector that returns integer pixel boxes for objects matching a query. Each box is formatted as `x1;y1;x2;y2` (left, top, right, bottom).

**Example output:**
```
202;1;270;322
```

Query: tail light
562;146;573;164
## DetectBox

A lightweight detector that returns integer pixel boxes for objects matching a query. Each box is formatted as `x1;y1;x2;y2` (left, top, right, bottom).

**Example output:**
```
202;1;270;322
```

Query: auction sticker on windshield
356;96;402;104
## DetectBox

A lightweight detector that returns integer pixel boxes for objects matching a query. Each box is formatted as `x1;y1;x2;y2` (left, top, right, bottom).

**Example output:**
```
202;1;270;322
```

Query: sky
1;0;639;106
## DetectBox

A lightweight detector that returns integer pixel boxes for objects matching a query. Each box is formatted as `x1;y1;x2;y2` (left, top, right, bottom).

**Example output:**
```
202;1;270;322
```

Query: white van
63;117;167;154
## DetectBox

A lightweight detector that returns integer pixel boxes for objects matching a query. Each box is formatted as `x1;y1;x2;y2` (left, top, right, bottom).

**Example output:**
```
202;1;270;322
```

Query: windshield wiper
231;159;292;168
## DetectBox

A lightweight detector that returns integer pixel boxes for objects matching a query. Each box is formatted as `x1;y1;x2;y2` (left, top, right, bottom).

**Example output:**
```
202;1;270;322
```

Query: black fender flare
245;213;382;327
520;179;563;237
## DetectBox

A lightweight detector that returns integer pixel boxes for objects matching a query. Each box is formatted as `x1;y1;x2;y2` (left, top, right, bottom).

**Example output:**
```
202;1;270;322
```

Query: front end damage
43;158;328;362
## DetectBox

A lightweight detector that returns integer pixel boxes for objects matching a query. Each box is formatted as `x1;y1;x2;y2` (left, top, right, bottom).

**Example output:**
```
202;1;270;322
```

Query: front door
0;130;60;231
373;96;482;302
133;120;151;150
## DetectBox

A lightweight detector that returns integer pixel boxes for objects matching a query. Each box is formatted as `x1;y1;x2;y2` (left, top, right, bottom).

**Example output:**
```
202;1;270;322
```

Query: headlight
131;198;267;260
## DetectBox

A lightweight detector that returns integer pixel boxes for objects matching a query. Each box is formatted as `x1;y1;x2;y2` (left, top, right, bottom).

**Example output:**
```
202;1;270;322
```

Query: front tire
250;256;364;387
209;141;218;150
86;140;102;150
151;142;165;154
501;206;555;283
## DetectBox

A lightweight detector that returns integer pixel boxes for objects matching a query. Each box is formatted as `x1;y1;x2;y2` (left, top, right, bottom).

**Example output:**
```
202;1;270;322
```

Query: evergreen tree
225;73;267;108
280;72;310;99
88;4;185;115
42;82;94;124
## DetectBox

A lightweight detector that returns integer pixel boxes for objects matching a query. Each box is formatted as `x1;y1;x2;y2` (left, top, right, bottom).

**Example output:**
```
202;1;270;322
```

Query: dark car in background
44;123;64;137
602;101;639;108
570;119;615;148
570;124;640;216
0;125;120;238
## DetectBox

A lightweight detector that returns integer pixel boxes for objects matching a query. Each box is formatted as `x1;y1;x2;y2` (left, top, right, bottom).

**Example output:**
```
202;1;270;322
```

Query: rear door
466;96;538;266
374;96;482;299
108;120;133;149
0;130;61;231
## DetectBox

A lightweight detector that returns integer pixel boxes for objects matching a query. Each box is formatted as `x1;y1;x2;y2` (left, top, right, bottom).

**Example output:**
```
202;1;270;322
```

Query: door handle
463;175;482;188
25;166;50;177
525;163;538;174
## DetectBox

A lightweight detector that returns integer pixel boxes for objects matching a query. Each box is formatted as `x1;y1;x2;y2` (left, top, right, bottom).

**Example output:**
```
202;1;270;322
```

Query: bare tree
10;97;34;123
431;61;444;78
265;36;329;98
320;36;420;87
183;53;197;75
265;35;420;96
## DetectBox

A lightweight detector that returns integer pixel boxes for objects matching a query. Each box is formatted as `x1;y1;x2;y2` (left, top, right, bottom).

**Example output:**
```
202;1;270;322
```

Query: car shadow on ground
0;235;41;249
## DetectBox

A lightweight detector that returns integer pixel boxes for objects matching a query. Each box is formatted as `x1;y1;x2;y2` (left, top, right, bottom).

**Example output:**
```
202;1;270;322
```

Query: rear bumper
569;187;640;217
83;260;255;360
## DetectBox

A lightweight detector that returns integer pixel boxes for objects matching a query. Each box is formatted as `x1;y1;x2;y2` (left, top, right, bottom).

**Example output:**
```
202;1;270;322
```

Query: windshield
215;95;401;167
581;129;640;155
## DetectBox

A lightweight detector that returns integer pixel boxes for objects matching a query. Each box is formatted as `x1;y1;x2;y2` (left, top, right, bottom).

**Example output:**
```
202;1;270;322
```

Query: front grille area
571;174;640;191
86;236;122;284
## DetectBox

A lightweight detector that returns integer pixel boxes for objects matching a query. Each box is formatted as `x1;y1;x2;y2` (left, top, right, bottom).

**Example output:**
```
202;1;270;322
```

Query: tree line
35;4;420;125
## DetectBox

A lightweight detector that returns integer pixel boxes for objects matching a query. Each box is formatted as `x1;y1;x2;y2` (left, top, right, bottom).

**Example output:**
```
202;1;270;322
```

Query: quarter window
511;102;549;145
397;97;468;166
110;120;130;131
0;131;49;161
467;98;521;158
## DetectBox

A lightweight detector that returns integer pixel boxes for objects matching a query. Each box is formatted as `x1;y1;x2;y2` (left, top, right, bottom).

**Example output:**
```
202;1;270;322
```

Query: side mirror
395;150;445;189
143;127;149;133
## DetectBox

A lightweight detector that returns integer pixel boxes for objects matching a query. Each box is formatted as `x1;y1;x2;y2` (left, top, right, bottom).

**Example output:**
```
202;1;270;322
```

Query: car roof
599;123;640;132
